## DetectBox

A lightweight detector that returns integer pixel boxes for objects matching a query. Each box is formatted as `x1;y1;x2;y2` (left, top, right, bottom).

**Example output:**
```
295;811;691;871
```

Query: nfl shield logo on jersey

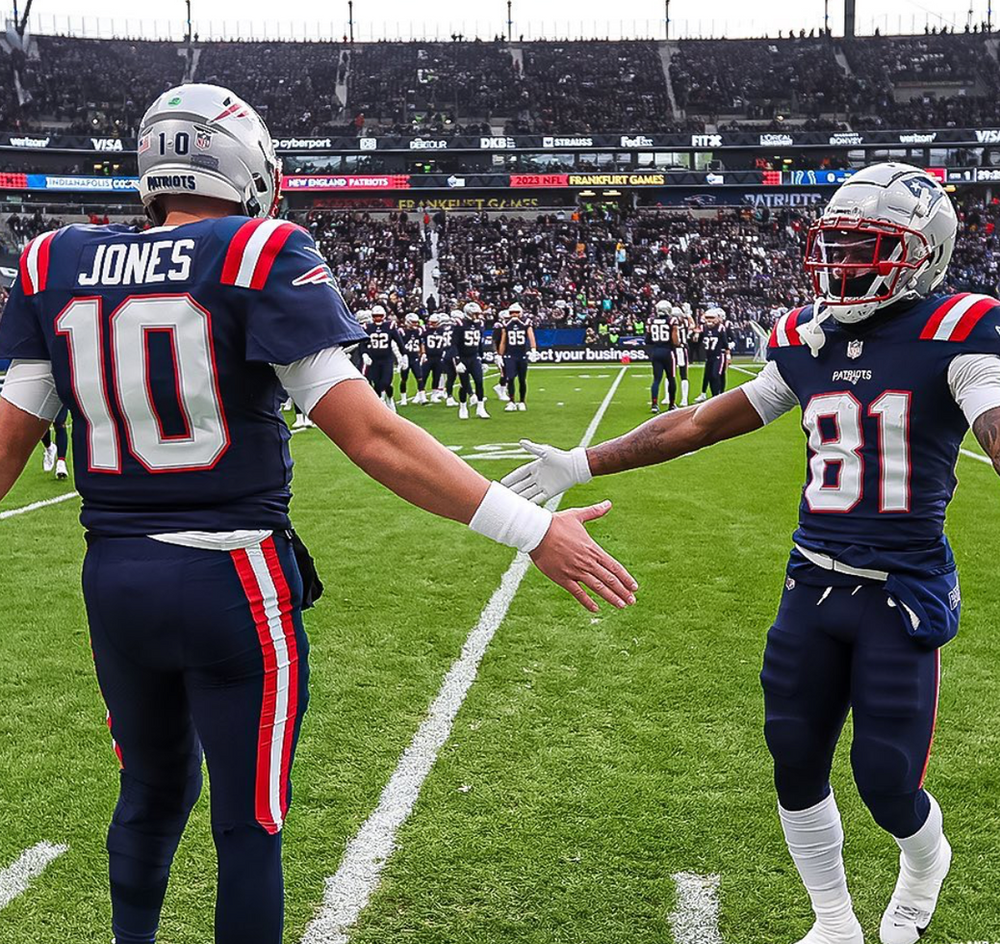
847;339;864;359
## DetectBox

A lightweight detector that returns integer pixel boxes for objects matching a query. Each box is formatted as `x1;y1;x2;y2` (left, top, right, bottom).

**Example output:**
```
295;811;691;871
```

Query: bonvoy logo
829;132;864;146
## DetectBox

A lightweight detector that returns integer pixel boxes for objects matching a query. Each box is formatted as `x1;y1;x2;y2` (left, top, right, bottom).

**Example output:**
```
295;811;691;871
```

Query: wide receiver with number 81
503;162;1000;944
0;83;637;944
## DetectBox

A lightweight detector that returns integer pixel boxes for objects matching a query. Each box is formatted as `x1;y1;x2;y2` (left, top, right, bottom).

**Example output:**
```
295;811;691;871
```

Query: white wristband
469;481;553;553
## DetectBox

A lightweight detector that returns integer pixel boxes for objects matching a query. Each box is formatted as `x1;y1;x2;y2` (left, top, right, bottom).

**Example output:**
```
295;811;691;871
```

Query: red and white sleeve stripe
230;536;301;835
220;219;301;290
919;293;1000;342
18;231;58;296
768;306;805;348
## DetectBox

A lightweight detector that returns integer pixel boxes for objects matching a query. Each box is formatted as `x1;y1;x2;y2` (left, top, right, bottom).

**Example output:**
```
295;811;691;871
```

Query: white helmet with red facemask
804;163;957;342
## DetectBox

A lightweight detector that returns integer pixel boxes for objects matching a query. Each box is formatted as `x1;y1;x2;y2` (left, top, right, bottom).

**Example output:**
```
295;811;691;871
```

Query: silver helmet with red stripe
805;162;957;324
137;83;281;226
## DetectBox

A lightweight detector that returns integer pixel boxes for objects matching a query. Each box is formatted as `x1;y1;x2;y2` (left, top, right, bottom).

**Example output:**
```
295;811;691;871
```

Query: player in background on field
697;307;732;399
351;308;372;375
441;310;461;406
398;312;426;405
0;84;638;944
452;301;489;420
671;304;693;407
364;304;404;412
503;163;1000;944
492;308;511;402
423;312;450;403
646;300;677;413
498;302;537;412
40;403;70;478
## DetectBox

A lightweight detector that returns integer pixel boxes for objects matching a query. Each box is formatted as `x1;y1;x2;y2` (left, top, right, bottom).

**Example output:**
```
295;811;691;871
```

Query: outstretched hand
501;439;593;505
530;500;637;613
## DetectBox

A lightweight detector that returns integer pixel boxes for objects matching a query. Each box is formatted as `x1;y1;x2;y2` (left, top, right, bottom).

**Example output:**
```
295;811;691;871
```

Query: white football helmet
405;312;420;326
137;84;281;225
508;302;524;315
654;300;672;316
355;309;372;326
450;309;464;323
428;313;442;327
703;307;725;324
464;302;483;318
371;305;387;323
806;162;957;324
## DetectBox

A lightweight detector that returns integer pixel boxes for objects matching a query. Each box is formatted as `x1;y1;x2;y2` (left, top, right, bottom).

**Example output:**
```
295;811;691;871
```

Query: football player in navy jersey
699;307;732;398
364;304;404;412
0;84;637;944
423;312;451;403
398;312;426;406
442;310;462;406
452;301;489;420
646;300;677;412
492;308;511;402
670;305;692;407
498;303;537;412
503;163;1000;944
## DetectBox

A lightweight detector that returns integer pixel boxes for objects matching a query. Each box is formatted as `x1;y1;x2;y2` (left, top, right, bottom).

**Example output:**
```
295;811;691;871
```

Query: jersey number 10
803;391;910;513
56;294;229;473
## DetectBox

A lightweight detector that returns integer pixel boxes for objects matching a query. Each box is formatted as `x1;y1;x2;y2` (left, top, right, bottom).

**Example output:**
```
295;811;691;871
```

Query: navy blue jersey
399;326;424;358
670;316;689;350
364;320;400;360
503;318;531;357
0;218;365;536
701;325;730;358
645;316;673;350
452;318;484;359
768;294;1000;574
424;326;451;360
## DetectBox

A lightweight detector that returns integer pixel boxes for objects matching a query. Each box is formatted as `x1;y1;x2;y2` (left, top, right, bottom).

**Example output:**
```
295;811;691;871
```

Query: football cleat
446;396;458;407
400;394;408;406
494;383;510;402
55;459;69;480
879;836;952;944
651;404;660;413
505;401;518;412
476;402;490;419
430;391;443;403
517;402;526;411
458;403;469;420
386;398;398;413
42;443;57;473
695;393;707;402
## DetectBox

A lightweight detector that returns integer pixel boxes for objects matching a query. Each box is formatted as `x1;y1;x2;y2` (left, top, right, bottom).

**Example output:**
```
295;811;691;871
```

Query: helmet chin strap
799;299;834;358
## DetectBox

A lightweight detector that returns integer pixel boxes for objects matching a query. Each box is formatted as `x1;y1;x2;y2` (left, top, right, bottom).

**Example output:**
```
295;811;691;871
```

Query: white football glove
528;349;539;363
398;355;409;371
362;353;372;368
456;361;467;374
494;353;504;367
500;440;593;505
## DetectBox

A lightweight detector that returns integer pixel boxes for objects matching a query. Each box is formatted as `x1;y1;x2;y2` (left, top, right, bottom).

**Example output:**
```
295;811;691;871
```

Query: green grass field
1;363;998;944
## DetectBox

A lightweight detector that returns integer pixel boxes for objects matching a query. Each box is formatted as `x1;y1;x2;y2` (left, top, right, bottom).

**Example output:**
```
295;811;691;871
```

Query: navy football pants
505;355;528;402
369;357;394;397
83;533;309;944
706;356;727;397
400;357;424;395
650;350;676;405
457;356;485;403
761;580;939;837
41;404;69;459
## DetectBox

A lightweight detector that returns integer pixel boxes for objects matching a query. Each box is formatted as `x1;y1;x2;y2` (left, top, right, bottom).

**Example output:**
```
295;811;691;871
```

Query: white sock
779;793;857;933
895;794;944;884
681;379;690;402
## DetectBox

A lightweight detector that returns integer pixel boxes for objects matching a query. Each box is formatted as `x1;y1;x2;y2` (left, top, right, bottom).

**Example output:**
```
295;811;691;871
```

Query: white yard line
0;491;79;521
301;367;627;944
669;872;724;944
0;842;68;911
960;447;993;466
729;364;763;377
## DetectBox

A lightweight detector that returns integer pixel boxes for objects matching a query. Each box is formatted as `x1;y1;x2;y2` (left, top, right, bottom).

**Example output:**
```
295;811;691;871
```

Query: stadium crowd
3;31;1000;137
4;193;999;343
